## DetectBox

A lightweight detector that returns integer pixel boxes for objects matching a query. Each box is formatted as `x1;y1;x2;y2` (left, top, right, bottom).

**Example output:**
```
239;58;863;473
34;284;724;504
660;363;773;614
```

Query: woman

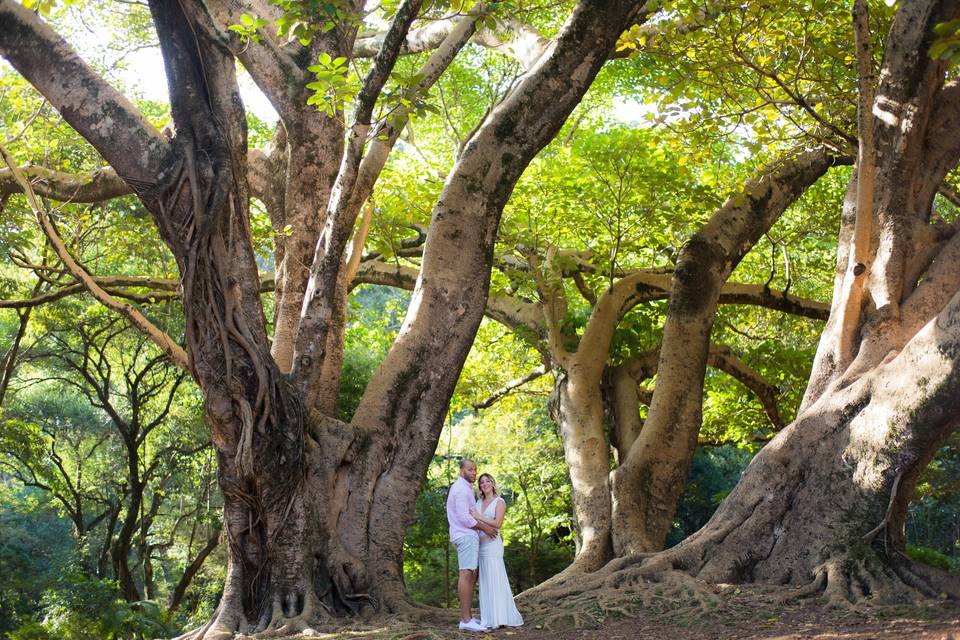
469;473;524;629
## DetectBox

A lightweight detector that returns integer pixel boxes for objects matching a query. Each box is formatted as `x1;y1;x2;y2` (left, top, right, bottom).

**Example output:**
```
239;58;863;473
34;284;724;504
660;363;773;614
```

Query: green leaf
933;19;960;37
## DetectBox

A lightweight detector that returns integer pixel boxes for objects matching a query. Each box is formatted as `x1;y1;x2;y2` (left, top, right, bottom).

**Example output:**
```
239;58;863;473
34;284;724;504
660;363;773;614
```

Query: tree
528;0;960;608
0;310;216;612
0;0;645;635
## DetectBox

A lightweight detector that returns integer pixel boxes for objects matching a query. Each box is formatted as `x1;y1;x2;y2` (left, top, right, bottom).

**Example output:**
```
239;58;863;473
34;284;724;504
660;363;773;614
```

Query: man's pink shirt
446;476;478;541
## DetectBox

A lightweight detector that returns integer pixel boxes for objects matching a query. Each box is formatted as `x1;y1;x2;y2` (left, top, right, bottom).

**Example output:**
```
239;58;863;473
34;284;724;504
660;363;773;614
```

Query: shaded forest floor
272;587;960;639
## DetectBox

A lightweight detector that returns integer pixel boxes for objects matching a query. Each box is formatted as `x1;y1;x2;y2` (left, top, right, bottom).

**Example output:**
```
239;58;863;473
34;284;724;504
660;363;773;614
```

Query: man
446;458;498;632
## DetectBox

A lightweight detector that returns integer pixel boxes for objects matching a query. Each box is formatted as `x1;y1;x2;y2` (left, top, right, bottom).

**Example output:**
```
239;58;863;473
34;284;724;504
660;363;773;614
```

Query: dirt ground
292;594;960;640
508;603;960;640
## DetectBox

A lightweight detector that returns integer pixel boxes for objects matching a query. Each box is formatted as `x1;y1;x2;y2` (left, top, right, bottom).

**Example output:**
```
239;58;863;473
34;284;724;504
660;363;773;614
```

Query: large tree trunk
269;114;343;377
652;325;960;600
609;148;841;555
527;0;960;610
530;150;840;581
0;0;643;634
662;0;960;599
549;370;614;573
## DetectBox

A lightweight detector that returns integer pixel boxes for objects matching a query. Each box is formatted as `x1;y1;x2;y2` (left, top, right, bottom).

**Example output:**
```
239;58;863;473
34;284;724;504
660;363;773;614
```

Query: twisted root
258;589;331;637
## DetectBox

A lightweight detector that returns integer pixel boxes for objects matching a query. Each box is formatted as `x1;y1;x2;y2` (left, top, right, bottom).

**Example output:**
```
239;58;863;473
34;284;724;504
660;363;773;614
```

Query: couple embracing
446;458;524;632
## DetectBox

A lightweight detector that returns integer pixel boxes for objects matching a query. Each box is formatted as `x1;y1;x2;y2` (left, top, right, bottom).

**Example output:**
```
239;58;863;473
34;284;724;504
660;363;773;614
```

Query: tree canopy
2;0;960;637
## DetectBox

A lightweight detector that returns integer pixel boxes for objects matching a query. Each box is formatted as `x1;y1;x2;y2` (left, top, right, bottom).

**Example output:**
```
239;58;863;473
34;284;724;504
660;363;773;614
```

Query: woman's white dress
476;496;524;628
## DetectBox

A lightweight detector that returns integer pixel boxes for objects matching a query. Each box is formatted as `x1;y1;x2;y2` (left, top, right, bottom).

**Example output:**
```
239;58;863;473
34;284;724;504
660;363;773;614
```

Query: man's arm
463;493;499;537
451;486;478;529
453;487;497;537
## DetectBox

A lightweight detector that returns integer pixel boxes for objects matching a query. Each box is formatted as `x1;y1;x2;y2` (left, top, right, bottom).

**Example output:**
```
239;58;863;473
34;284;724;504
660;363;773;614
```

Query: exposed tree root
375;595;450;624
779;552;960;613
257;589;331;637
891;551;960;600
521;562;730;630
173;582;455;639
173;607;241;640
517;548;960;632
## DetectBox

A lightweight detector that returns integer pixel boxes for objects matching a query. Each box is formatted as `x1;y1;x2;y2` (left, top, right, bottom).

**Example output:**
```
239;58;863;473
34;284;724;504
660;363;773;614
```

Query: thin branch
939;183;960;209
0;280;39;405
343;201;374;283
528;249;573;368
572;271;597;305
621;342;785;429
472;364;547;409
167;527;221;614
863;471;903;544
0;142;189;371
706;345;784;428
354;12;549;70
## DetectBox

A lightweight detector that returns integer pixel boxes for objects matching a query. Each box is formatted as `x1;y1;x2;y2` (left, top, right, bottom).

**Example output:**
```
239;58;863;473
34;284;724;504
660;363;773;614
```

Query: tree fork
528;0;960;614
610;148;843;557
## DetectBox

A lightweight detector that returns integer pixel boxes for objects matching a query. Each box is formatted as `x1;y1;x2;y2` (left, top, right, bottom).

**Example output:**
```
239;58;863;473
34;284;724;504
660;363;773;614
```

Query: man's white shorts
453;535;479;571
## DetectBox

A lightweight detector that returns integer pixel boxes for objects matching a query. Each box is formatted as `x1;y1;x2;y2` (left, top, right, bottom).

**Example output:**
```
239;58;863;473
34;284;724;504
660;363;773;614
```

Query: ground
253;586;960;640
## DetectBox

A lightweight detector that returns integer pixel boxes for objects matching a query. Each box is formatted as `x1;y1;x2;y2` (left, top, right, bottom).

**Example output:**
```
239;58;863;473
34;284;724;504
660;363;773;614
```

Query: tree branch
472;364;547;409
354;3;728;72
341;12;478;248
168;526;221;614
922;81;960;210
939;182;960;209
0;273;274;309
0;143;189;371
716;284;830;320
620;342;784;429
706;344;784;428
355;12;550;71
291;0;424;409
528;248;573;368
0;280;38;405
204;0;302;122
0;165;132;202
343;201;374;284
0;0;168;188
352;259;543;337
0;150;272;205
835;0;877;368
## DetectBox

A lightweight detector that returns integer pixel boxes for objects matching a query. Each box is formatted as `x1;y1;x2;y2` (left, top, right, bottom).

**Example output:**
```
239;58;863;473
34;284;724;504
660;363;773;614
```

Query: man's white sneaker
458;619;486;632
470;618;483;626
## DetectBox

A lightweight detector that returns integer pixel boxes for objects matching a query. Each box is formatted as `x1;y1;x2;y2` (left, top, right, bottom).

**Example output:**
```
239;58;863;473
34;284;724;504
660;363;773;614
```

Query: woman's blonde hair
478;473;498;497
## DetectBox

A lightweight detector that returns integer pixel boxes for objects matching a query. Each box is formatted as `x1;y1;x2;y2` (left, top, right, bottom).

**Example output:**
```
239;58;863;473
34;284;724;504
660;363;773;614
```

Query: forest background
1;0;960;638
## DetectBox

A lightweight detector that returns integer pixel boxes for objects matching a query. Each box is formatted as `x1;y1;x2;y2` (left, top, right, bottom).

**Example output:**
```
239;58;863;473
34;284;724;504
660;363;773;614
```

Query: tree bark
610;148;842;556
528;148;842;581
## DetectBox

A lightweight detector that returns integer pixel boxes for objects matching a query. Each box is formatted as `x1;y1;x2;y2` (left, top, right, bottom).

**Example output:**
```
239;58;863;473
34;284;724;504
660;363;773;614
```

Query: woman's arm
470;499;506;529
